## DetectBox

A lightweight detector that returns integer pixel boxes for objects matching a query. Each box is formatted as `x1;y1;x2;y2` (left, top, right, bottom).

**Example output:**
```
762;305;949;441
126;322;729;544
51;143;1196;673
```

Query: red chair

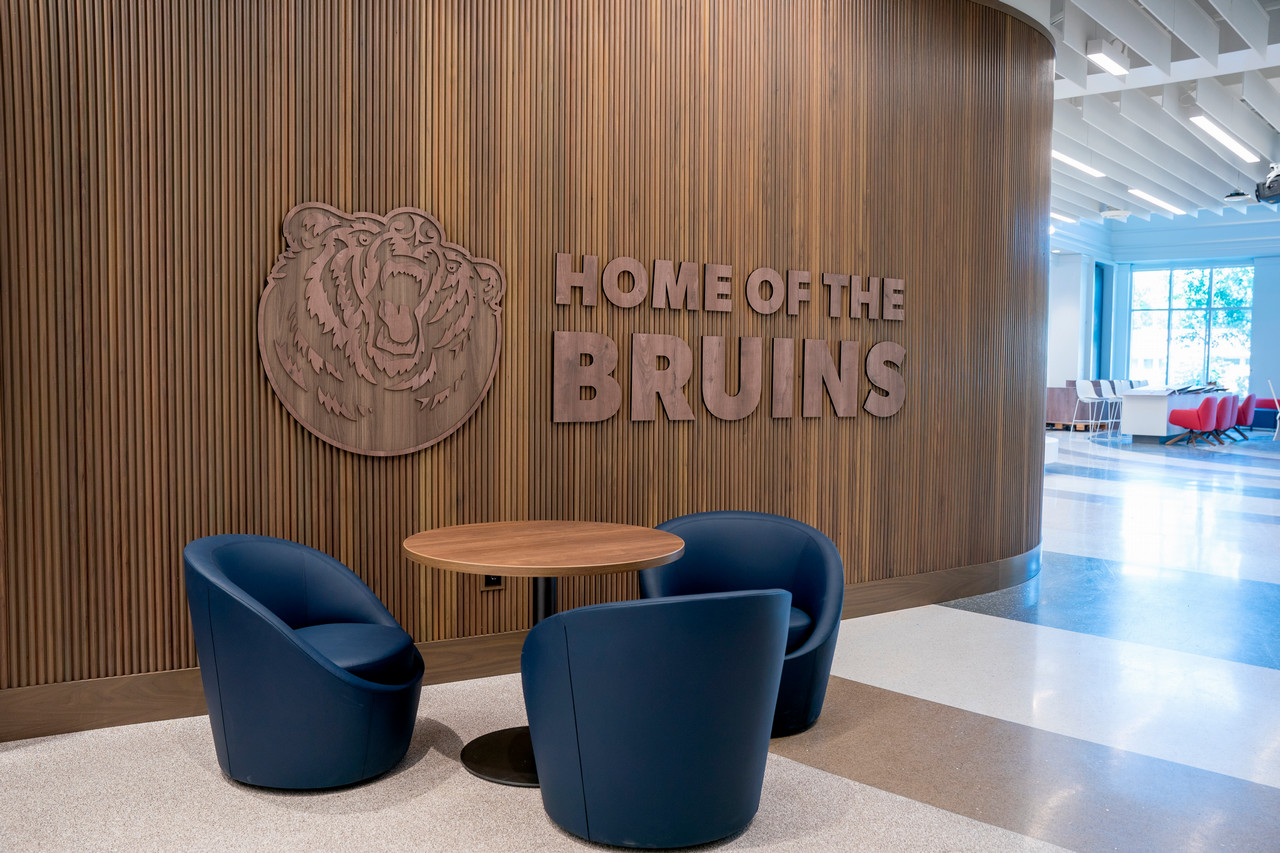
1231;394;1257;440
1165;396;1219;446
1210;395;1238;444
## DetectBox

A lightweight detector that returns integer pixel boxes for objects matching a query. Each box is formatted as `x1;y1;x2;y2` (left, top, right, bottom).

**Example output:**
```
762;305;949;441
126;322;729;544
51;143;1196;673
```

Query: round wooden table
402;519;685;786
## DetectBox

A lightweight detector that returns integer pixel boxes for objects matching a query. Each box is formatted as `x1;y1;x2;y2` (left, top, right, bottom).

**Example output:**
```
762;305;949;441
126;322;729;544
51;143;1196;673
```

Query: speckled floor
2;432;1277;851
787;432;1280;851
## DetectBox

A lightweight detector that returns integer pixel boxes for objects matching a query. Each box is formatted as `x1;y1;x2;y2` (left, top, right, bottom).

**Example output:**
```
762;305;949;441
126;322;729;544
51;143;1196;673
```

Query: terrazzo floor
2;431;1278;851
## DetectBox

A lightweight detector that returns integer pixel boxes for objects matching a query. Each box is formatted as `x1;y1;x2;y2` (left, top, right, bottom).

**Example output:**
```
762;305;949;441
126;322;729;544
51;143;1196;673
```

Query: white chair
1070;380;1106;434
1096;380;1122;433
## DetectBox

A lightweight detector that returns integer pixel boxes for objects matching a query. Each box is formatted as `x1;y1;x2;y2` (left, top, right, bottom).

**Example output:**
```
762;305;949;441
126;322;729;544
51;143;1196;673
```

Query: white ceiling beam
1138;0;1219;66
1119;89;1263;189
1069;0;1172;74
1075;97;1236;208
1159;84;1270;184
1051;196;1105;223
1052;180;1107;214
1054;4;1090;88
1195;76;1280;163
1052;165;1158;217
1052;117;1207;213
1055;41;1280;99
1055;36;1090;87
1242;71;1280;141
1201;0;1270;57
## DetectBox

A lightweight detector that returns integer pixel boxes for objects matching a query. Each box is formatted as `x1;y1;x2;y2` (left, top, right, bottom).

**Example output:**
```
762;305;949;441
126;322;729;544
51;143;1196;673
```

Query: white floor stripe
832;606;1280;789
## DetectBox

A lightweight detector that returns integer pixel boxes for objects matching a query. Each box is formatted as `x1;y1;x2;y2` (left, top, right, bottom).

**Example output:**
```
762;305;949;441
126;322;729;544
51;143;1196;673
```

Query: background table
1120;390;1229;437
403;520;685;786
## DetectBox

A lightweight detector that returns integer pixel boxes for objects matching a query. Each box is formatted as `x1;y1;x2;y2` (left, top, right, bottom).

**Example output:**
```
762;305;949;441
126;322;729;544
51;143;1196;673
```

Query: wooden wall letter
883;278;906;321
864;341;906;417
787;270;811;315
555;253;599;306
802;339;859;418
552;331;622;422
746;267;785;315
851;276;880;320
631;333;695;421
702;336;763;421
602;256;649;308
258;202;506;456
823;273;849;318
652;259;701;310
771;337;795;419
703;264;733;312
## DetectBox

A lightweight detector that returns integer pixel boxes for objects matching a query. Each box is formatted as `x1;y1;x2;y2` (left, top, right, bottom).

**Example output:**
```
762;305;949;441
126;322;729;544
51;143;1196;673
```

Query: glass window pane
1171;269;1210;309
1208;308;1251;391
1212;267;1253;308
1129;310;1169;385
1167;310;1207;386
1132;270;1170;309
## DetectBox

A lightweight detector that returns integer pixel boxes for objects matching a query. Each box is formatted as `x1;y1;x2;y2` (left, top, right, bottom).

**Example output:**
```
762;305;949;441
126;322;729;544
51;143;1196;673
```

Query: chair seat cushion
787;606;812;653
295;623;417;684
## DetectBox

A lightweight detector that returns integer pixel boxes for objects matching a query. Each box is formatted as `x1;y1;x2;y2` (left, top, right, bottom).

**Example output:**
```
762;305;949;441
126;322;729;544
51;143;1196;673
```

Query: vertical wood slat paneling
0;0;1052;690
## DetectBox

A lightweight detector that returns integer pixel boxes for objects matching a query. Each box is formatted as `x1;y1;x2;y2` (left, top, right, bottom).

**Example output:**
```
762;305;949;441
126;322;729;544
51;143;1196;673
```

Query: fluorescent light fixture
1051;149;1106;178
1050;212;1075;223
1128;188;1185;216
1190;115;1261;164
1086;40;1129;77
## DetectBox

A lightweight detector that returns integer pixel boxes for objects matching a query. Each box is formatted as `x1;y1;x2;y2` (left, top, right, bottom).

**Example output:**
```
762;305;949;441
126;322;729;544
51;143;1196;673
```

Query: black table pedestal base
459;725;539;787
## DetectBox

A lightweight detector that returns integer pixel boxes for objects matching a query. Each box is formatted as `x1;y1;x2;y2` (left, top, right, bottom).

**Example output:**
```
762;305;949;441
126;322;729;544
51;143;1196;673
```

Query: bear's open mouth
374;326;419;357
375;300;420;356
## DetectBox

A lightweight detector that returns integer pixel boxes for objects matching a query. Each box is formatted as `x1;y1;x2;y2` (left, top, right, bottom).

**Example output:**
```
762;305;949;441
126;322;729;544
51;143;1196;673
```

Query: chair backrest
1192;395;1219;430
522;590;789;848
184;534;393;629
1074;380;1100;401
1214;395;1237;431
1237;393;1257;426
1113;379;1132;392
640;511;843;629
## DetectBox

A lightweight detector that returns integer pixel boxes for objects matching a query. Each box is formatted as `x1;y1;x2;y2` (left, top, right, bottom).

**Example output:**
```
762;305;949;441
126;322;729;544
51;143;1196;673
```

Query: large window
1129;265;1253;390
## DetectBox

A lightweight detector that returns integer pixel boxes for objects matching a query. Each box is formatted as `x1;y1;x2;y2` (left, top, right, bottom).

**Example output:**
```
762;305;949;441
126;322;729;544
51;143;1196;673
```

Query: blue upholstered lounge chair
184;534;424;789
640;511;844;736
522;590;790;848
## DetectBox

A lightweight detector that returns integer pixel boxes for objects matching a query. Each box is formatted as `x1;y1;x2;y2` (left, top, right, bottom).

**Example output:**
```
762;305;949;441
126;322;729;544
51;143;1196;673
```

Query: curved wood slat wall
0;0;1051;691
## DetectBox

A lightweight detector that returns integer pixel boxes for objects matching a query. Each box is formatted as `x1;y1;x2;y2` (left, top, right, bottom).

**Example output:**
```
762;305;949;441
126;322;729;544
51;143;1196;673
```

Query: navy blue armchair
184;534;424;789
522;590;790;848
639;511;844;736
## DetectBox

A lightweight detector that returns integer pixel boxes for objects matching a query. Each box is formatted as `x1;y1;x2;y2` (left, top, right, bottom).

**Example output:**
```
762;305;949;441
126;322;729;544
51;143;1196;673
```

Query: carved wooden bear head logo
259;203;505;455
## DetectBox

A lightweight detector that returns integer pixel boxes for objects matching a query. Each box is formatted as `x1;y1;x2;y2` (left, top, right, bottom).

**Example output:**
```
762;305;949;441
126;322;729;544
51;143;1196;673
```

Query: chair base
459;725;540;787
1164;430;1223;447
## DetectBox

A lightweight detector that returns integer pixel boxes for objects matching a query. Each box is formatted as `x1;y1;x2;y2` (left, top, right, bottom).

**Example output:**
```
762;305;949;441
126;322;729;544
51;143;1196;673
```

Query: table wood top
402;520;685;577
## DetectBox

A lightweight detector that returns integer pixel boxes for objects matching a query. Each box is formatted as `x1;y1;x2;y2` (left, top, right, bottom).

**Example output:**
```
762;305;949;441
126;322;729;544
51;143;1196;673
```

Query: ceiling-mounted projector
1259;163;1280;205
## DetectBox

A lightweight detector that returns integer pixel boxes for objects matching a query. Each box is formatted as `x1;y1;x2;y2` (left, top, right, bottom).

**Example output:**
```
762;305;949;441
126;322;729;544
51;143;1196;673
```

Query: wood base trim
0;668;209;744
0;631;530;743
1;547;1038;743
842;545;1042;619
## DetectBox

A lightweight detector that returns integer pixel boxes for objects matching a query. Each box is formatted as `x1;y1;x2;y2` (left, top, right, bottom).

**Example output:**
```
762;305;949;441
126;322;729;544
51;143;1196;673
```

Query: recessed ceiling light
1190;115;1261;164
1050;212;1076;223
1128;188;1185;216
1086;40;1129;77
1051;150;1106;178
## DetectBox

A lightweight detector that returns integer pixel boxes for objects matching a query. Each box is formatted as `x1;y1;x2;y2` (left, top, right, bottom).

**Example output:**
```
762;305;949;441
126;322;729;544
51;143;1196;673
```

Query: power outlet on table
482;575;504;591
